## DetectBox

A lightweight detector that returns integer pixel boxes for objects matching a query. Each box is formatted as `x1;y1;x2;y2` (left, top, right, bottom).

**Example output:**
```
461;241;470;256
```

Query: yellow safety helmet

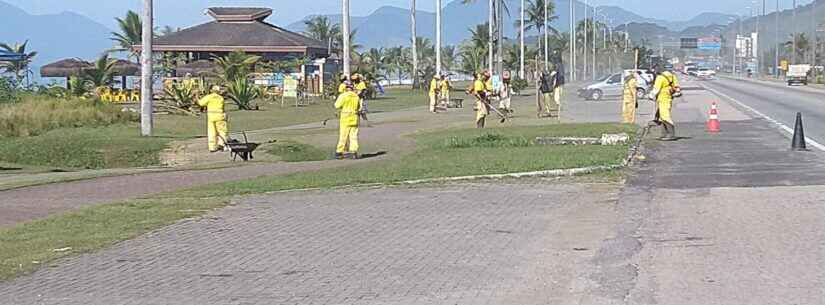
210;85;222;93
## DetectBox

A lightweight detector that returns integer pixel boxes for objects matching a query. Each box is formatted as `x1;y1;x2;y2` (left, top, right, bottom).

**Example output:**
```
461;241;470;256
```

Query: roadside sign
283;76;298;98
698;37;722;50
680;38;698;49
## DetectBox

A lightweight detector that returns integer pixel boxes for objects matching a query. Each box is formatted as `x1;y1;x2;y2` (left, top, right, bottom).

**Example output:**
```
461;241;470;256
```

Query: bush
0;96;137;138
510;77;529;94
0;78;20;104
226;78;260;110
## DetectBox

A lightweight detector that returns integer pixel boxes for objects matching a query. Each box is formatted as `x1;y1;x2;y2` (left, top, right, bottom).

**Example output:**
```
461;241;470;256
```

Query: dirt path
0;95;545;228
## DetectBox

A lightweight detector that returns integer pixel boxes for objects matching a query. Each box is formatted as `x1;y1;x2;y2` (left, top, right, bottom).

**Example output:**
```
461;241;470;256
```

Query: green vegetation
0;88;424;169
0;96;136;138
0;197;229;280
266;141;328;162
172;123;636;198
0;126;168;169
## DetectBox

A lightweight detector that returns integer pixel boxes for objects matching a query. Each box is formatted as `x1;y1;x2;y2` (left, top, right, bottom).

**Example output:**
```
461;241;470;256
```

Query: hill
0;1;114;78
286;0;736;48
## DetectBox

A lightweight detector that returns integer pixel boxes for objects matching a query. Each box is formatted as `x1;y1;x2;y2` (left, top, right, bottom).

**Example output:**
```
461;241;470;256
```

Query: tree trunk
140;0;154;136
342;0;351;76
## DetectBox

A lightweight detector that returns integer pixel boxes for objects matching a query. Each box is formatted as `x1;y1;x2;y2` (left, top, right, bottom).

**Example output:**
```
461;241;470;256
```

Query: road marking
702;84;825;152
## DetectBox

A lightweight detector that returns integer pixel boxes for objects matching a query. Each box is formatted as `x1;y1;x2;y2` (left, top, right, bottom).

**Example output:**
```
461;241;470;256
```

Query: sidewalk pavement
579;85;825;304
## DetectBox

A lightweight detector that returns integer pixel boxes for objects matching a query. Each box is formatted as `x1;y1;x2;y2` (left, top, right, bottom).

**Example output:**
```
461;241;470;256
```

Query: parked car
577;73;647;101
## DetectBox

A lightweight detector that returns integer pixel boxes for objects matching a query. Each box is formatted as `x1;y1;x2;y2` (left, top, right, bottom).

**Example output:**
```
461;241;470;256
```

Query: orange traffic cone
707;102;721;133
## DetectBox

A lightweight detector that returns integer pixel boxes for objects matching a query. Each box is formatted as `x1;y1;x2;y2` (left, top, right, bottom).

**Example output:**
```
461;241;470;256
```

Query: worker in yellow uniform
338;74;349;94
649;66;681;141
197;85;228;152
440;75;451;108
471;72;491;128
429;74;441;113
335;81;362;159
622;71;638;124
352;74;369;121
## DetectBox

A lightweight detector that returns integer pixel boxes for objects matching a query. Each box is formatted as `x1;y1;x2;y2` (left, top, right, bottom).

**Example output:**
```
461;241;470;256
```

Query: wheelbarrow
219;132;260;162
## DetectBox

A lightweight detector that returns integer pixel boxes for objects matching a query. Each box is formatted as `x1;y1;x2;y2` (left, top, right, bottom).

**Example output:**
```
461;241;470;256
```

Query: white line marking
703;84;825;152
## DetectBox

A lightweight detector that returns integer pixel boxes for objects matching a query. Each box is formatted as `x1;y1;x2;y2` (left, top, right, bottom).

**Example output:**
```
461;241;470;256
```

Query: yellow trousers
336;125;360;153
622;97;637;124
657;98;673;124
429;93;437;112
475;100;488;128
553;87;563;106
542;92;554;113
207;113;228;151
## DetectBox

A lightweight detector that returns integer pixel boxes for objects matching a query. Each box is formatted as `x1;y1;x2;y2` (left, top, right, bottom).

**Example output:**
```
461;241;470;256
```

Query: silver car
577;73;647;101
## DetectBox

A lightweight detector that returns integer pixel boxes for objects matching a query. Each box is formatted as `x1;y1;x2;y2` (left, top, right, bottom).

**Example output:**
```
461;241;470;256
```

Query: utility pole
775;0;779;77
520;0;525;78
497;0;504;74
411;0;418;88
756;0;761;76
140;0;153;137
342;0;351;77
571;0;576;81
436;0;442;76
544;0;549;68
793;0;797;64
812;0;817;68
592;7;597;80
489;0;494;73
573;0;588;80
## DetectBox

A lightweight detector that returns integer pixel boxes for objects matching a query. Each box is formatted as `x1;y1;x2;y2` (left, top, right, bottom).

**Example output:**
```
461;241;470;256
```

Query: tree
303;16;341;49
0;40;37;86
786;33;810;64
441;46;457;73
214;51;261;83
111;10;143;60
468;23;491;67
83;53;117;88
518;0;558;36
159;26;178;36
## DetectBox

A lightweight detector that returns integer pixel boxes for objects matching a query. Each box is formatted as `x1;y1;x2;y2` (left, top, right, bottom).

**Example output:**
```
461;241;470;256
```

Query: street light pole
520;0;525;78
584;0;588;80
775;0;779;77
793;0;797;65
140;0;153;137
571;0;576;81
544;0;549;68
489;0;494;73
342;0;351;76
436;0;442;76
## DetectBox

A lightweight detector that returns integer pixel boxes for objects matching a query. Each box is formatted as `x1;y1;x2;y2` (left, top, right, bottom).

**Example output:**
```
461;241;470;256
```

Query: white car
696;68;715;79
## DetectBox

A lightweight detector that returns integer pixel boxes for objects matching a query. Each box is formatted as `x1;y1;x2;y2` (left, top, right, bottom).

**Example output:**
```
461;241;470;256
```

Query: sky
2;0;816;28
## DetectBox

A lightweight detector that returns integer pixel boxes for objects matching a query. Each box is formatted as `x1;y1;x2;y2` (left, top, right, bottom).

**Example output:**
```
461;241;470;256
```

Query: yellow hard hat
210;85;222;93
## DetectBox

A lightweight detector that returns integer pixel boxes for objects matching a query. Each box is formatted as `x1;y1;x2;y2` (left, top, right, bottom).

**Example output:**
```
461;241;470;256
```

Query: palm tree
0;40;37;86
468;23;491;68
303;16;342;50
441;46;457;73
83;53;117;88
159;25;178;36
214;51;261;82
111;10;143;60
336;29;363;58
519;0;558;36
786;33;810;64
459;42;485;74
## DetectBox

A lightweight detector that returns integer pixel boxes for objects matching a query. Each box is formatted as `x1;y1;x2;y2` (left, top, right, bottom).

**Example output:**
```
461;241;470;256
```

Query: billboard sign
698;37;722;50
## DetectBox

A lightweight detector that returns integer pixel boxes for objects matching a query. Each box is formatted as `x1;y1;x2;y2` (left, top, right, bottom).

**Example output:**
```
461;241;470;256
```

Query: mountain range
285;0;737;48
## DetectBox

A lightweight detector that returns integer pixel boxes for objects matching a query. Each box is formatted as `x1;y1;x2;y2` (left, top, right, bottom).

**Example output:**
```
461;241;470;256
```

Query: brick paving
1;182;620;305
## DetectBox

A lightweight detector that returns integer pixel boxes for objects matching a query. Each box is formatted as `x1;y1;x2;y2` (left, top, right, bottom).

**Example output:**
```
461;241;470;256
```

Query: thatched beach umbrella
175;60;218;77
39;58;92;89
40;58;91;78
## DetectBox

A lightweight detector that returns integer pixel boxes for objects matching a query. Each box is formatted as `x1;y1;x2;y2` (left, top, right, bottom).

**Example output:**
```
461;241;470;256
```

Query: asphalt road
702;77;825;150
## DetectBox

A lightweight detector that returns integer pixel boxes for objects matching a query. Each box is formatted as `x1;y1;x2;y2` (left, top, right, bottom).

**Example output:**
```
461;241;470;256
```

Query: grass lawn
0;197;229;281
172;123;637;198
0;88;426;170
0;123;634;281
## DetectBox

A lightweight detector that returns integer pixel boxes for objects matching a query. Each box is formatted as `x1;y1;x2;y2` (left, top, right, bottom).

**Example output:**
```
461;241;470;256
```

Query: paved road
703;77;825;149
1;182;622;305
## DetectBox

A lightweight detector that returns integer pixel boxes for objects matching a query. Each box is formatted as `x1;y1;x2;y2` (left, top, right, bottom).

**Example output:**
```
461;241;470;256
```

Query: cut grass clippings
0;197;229;281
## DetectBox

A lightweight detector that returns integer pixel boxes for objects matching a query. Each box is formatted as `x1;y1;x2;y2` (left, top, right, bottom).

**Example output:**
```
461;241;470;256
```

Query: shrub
510;77;529;94
226;78;260;110
0;78;20;104
0;96;137;137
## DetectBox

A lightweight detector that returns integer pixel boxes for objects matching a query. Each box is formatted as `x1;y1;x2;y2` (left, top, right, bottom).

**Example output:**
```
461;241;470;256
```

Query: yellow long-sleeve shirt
653;71;679;102
197;93;225;113
335;91;362;127
429;79;439;96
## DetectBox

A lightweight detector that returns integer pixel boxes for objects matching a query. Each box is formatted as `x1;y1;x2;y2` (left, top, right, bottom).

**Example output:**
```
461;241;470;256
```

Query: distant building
135;7;329;61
